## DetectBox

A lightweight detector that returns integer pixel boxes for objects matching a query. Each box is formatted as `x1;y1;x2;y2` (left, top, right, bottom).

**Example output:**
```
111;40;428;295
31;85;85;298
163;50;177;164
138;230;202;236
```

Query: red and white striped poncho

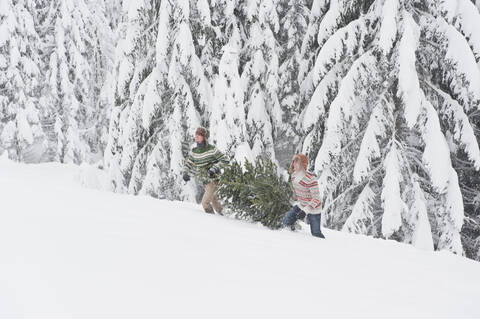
291;170;322;214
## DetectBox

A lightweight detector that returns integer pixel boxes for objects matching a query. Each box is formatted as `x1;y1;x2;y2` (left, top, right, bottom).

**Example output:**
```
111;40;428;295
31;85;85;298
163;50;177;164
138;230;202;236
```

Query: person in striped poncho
282;154;325;238
183;127;229;214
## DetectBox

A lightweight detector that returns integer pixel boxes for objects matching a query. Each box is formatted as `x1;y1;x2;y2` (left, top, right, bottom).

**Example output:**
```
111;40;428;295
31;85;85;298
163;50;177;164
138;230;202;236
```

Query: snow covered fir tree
1;0;479;261
0;0;44;162
0;0;114;163
297;0;480;258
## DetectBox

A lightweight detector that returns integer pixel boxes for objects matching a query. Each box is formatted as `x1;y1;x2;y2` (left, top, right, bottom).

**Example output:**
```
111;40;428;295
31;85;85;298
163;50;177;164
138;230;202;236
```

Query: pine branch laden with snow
38;0;113;164
210;23;248;158
300;17;370;165
315;0;369;49
104;0;157;193
353;100;389;184
438;0;480;63
424;17;480;112
342;183;375;235
106;0;210;201
407;176;434;250
378;0;399;55
421;99;465;254
0;0;44;162
299;7;371;163
190;0;215;88
381;143;407;239
311;18;368;87
241;0;281;161
314;50;379;173
298;0;330;87
397;11;422;128
428;86;480;171
208;1;250;159
276;0;309;142
302;0;480;256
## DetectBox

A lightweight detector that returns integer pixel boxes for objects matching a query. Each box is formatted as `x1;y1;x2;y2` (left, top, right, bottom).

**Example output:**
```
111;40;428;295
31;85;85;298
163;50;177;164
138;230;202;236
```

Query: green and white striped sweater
185;144;228;182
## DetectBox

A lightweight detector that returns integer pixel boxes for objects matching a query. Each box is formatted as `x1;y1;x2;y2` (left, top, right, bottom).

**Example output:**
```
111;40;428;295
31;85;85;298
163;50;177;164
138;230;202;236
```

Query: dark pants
307;213;325;238
282;205;325;238
282;205;305;230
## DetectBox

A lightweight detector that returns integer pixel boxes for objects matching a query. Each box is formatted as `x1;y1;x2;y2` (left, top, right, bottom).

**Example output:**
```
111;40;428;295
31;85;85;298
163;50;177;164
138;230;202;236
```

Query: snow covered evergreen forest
1;0;480;261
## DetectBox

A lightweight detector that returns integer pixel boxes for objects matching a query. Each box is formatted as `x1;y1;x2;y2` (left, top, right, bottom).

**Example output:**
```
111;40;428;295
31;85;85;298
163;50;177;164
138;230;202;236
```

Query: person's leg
210;182;223;215
282;206;300;230
201;182;215;214
296;209;306;221
307;214;325;238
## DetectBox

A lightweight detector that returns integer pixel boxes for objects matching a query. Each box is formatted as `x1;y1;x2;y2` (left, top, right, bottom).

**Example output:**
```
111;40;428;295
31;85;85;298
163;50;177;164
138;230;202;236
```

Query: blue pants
307;213;325;238
282;205;305;231
282;205;325;238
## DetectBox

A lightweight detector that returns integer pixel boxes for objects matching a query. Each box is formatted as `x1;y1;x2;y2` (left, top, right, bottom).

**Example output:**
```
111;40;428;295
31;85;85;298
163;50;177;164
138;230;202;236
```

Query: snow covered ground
1;157;479;319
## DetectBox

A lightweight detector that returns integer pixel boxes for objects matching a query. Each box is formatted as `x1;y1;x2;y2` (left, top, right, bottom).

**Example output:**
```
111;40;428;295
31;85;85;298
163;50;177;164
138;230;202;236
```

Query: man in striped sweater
183;127;228;214
282;154;325;238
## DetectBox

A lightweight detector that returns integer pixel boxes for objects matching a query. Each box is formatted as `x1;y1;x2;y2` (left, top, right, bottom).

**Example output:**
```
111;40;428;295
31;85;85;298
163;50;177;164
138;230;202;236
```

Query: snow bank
1;159;479;319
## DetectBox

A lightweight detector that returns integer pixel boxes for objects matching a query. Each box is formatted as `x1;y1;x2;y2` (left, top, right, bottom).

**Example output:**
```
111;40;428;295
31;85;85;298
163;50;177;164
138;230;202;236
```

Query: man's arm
185;153;195;175
210;147;229;174
183;151;196;181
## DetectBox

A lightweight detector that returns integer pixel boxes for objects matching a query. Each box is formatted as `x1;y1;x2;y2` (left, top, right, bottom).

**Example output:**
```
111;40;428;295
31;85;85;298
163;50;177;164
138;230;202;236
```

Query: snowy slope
1;157;479;319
